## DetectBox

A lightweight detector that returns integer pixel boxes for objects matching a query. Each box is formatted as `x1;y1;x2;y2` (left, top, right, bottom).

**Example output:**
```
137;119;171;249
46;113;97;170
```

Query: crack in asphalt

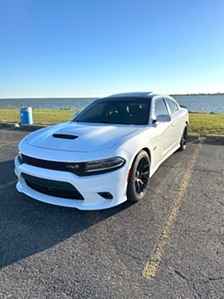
172;266;224;299
170;268;202;299
206;276;224;282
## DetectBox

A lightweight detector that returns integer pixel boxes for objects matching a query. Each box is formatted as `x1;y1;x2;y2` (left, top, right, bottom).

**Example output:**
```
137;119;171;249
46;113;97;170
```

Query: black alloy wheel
127;150;150;202
179;125;188;151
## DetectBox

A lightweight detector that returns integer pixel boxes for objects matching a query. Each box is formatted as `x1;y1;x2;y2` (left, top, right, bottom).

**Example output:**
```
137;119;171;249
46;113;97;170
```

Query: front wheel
179;125;188;151
127;150;150;202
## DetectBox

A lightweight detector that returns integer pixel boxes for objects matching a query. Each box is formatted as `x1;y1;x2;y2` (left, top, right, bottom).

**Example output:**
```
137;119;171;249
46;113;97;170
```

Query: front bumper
14;156;128;210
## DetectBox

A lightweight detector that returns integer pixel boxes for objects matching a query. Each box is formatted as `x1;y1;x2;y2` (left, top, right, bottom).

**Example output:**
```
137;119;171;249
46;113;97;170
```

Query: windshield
73;98;151;125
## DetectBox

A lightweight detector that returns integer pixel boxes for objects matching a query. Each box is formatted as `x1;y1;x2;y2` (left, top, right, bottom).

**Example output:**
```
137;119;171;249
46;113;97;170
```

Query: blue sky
0;0;224;98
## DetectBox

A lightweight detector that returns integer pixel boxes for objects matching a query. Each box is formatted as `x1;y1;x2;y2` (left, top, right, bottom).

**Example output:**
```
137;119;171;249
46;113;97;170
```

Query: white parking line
0;141;19;148
143;141;203;279
0;180;17;190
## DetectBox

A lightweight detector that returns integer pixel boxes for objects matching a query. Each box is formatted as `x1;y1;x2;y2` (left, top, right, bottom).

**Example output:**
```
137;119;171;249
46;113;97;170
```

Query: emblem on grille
66;164;80;169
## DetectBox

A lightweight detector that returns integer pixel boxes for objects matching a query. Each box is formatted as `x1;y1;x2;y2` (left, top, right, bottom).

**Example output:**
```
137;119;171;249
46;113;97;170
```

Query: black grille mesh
21;154;84;175
22;173;84;200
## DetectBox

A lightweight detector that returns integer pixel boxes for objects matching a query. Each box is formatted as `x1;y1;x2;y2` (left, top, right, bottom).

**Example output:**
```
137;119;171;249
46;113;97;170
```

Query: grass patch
0;108;224;135
0;109;76;125
189;113;224;135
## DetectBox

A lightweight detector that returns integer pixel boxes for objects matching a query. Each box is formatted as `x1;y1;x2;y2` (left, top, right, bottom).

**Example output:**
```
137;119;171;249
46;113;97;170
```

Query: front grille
22;173;84;200
21;154;85;176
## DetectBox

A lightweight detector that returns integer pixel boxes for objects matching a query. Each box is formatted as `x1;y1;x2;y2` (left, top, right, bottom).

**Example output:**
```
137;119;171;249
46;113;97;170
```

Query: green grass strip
0;108;224;135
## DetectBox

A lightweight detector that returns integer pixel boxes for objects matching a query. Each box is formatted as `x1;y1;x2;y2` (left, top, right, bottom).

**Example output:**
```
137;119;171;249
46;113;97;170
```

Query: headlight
67;157;125;176
85;157;125;173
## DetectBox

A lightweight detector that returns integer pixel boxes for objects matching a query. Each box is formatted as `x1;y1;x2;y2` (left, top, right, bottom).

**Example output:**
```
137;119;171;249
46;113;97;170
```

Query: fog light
98;192;113;199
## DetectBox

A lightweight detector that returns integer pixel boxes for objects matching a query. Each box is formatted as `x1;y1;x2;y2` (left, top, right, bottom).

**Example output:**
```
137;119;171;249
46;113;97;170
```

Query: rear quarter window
165;98;179;114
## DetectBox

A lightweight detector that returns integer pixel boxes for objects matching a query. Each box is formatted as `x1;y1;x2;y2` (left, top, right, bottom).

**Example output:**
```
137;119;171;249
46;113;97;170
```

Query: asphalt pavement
0;126;223;299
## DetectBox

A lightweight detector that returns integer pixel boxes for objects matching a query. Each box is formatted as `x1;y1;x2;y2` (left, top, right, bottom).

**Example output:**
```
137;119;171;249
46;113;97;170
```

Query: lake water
0;95;224;113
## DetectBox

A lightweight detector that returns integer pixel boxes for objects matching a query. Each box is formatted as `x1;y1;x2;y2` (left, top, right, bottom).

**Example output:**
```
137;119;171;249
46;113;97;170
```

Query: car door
164;97;184;149
153;98;175;160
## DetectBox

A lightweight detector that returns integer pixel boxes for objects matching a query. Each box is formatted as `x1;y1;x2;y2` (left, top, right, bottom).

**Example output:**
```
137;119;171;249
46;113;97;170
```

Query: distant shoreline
170;93;224;96
1;93;224;100
0;94;224;114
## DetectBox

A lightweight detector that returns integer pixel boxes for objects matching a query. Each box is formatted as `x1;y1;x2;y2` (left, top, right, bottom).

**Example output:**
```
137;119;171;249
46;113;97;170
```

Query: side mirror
155;114;171;123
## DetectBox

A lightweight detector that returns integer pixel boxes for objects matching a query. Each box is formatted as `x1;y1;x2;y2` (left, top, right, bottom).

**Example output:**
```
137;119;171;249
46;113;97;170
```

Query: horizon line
1;92;224;100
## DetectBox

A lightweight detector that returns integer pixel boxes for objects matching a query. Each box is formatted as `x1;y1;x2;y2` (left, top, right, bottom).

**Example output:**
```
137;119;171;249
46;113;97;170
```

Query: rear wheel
179;125;188;151
127;150;150;202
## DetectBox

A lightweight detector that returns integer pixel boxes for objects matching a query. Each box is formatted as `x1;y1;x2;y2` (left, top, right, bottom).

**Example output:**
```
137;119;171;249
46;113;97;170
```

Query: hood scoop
52;134;78;140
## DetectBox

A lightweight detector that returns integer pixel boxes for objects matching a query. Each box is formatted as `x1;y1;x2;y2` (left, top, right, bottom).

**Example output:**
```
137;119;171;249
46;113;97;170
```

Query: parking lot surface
0;127;223;299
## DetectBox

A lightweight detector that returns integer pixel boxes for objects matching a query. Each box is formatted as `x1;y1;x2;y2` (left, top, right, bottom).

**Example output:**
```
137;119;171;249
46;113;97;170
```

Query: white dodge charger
14;92;189;210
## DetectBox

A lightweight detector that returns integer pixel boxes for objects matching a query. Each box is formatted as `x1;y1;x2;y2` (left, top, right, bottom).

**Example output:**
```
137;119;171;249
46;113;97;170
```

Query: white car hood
25;122;140;152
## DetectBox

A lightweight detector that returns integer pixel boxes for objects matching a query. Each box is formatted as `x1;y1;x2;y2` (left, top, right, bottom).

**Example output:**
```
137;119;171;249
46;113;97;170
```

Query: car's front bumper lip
14;156;128;210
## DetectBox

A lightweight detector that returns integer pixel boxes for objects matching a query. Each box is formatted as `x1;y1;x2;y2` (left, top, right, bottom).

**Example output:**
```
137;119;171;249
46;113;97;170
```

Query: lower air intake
22;173;84;200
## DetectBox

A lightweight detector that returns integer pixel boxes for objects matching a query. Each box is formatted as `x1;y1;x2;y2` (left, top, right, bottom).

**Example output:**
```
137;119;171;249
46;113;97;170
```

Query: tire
127;150;150;202
179;125;188;151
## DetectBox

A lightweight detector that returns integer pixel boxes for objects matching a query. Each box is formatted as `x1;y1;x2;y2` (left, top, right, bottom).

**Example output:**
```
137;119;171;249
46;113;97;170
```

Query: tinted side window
155;99;168;117
166;99;179;114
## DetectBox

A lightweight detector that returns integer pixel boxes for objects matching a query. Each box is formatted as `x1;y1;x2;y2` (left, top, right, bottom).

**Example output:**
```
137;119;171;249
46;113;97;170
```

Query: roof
106;92;153;98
